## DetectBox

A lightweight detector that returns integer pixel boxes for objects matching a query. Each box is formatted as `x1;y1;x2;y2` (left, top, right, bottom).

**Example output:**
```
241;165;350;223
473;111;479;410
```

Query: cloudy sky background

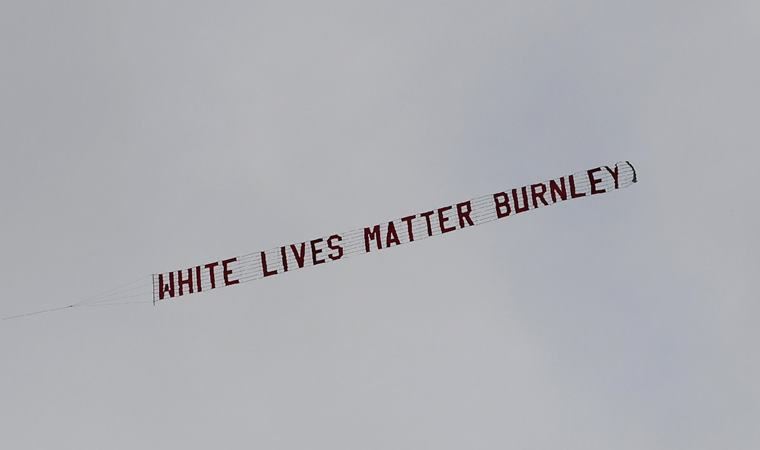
1;1;758;448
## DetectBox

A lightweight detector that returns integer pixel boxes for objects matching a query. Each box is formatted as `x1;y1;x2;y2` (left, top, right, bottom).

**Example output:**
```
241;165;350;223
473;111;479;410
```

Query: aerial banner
152;161;637;303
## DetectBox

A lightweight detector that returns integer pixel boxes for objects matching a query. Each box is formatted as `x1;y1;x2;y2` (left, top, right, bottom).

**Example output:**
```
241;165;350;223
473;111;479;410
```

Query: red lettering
204;262;219;289
310;238;325;265
549;178;567;203
222;257;239;286
280;246;289;272
327;234;344;260
401;215;416;242
364;225;382;252
530;183;548;208
569;175;586;198
290;243;307;268
177;268;194;296
588;168;605;195
420;210;435;236
386;221;401;246
195;266;203;292
261;251;277;277
493;192;511;218
438;206;456;233
604;165;620;189
512;186;530;213
158;272;175;300
456;201;474;228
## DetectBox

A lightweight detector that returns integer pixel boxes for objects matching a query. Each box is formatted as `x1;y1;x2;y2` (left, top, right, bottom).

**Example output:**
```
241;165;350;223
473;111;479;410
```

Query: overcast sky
1;1;758;449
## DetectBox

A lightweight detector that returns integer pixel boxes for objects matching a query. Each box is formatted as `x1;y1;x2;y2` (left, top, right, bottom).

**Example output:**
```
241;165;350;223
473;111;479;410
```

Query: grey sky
1;1;757;449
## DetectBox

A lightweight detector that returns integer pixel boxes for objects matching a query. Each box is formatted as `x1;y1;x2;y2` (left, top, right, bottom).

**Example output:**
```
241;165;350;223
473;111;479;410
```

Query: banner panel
153;161;637;302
